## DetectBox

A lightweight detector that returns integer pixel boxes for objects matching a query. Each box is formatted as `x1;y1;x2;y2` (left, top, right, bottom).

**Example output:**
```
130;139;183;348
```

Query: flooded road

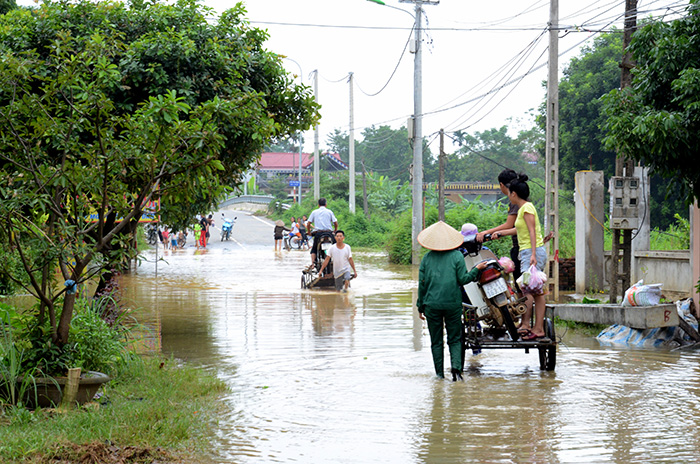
121;211;700;463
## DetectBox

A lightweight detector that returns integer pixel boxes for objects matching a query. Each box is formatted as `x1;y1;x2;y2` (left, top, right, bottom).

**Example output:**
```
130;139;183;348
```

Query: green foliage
0;0;16;15
440;126;543;183
0;0;319;346
601;1;700;204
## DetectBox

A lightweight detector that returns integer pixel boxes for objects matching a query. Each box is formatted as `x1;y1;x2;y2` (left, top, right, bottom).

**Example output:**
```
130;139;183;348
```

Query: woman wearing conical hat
416;221;486;381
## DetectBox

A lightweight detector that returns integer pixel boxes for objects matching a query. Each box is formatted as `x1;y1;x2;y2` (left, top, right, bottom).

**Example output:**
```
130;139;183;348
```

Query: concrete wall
604;250;691;300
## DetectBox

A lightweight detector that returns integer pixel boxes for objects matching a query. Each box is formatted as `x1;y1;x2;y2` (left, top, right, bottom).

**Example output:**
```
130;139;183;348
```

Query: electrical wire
355;24;414;97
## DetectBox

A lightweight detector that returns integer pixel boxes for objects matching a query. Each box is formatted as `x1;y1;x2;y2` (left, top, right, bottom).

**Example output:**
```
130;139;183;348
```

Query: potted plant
0;296;129;408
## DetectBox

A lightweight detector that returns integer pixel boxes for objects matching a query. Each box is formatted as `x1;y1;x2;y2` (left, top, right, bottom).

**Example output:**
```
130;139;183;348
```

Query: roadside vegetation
0;355;226;463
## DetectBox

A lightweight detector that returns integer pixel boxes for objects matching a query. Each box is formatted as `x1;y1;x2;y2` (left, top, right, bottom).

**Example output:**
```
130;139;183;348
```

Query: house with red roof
256;152;347;191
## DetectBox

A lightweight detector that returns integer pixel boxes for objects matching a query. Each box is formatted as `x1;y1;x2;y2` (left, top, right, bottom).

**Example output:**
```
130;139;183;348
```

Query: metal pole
313;70;320;200
349;72;356;213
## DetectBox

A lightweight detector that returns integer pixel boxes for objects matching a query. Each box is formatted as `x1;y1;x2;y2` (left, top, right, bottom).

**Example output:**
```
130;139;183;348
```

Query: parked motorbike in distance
220;214;236;241
460;234;528;341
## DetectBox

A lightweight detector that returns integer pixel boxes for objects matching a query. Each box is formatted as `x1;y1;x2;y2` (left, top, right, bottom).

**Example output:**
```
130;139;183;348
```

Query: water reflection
120;244;700;463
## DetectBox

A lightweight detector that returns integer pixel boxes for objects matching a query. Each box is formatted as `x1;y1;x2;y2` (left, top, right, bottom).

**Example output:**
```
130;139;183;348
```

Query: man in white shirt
306;197;338;265
318;230;357;291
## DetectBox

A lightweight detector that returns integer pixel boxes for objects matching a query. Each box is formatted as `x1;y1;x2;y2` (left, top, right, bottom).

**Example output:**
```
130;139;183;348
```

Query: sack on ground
621;279;663;307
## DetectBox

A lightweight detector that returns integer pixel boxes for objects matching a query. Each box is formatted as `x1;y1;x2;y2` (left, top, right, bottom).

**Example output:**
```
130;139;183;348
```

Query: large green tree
0;0;318;347
602;1;700;204
554;29;686;228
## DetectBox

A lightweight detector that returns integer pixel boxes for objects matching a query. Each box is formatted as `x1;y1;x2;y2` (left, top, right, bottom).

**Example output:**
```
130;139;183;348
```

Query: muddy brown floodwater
121;214;700;463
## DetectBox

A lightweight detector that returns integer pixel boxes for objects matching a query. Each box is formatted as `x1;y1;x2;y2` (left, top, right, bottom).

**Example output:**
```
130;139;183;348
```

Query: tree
0;0;16;15
0;0;319;349
552;29;686;227
557;32;623;186
438;126;540;183
602;1;700;205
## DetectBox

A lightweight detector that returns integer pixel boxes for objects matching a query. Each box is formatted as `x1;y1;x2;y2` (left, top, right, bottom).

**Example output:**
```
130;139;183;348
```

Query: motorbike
460;234;528;341
220;214;236;241
458;233;557;371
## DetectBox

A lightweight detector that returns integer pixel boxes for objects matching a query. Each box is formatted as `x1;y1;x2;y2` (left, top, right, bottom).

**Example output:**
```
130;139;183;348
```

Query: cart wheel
499;306;519;341
538;319;556;371
301;272;313;289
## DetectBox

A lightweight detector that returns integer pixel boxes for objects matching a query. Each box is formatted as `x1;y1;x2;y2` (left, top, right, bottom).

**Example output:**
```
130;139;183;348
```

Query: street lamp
367;0;437;264
283;57;304;205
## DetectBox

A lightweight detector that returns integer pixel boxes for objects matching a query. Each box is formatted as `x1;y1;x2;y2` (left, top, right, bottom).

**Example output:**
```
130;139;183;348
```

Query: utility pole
400;0;439;265
610;0;638;303
438;129;445;222
313;69;320;201
362;158;370;218
349;72;356;213
544;0;560;302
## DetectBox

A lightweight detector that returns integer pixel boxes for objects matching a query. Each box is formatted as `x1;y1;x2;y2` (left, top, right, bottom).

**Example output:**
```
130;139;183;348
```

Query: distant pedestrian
177;230;187;248
274;220;290;251
170;230;177;249
193;223;202;249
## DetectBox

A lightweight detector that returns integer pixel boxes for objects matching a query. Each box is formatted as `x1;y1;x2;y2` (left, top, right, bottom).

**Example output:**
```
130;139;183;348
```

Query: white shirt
327;244;353;278
307;206;337;231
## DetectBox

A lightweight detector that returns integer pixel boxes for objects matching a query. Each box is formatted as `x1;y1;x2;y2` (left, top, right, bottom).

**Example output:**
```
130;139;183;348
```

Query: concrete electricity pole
313;69;320;201
609;0;638;303
401;0;438;264
544;0;560;301
369;0;438;264
349;72;356;213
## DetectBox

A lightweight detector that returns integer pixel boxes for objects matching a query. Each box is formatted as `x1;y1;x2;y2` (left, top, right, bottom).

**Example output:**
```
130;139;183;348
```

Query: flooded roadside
120;217;700;463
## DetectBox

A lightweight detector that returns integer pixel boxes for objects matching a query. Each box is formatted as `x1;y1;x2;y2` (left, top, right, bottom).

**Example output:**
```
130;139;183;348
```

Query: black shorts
274;234;283;240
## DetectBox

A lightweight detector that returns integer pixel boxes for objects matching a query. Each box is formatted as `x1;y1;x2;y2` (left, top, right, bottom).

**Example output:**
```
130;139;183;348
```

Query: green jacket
416;249;480;312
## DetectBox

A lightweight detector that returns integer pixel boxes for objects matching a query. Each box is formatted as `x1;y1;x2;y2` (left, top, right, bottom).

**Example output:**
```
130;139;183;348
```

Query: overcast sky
16;0;690;153
211;0;689;153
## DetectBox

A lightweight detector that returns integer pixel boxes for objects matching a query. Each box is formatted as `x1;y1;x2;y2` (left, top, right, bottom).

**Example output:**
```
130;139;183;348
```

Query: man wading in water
318;230;357;292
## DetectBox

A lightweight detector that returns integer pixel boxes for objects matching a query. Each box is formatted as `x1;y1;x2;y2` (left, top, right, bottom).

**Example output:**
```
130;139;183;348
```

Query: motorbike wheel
538;318;556;371
499;306;519;341
221;231;225;241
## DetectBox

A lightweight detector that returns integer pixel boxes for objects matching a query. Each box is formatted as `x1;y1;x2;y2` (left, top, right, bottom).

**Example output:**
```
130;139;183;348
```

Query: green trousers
424;306;462;377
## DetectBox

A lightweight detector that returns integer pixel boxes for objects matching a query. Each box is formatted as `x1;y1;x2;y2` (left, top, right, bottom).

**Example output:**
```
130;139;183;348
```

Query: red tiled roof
258;152;343;170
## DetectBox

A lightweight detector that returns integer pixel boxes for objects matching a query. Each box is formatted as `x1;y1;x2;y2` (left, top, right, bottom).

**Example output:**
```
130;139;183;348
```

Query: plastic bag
521;264;547;294
622;280;663;307
498;256;515;274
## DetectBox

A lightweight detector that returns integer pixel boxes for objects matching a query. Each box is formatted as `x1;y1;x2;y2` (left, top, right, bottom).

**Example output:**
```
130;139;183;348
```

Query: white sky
211;0;688;153
16;0;690;153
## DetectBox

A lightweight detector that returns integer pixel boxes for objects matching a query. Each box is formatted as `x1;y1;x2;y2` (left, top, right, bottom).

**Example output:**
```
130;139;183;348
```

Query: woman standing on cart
492;174;548;341
416;221;486;381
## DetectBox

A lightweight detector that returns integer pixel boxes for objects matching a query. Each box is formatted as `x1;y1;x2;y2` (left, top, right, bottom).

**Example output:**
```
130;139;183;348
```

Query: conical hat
275;220;285;227
417;221;464;251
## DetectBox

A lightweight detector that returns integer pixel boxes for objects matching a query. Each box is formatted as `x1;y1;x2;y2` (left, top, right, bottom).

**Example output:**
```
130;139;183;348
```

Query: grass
554;317;609;337
0;356;228;463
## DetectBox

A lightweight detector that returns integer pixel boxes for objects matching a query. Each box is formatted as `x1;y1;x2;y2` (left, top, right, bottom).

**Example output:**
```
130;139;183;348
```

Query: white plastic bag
622;280;663;307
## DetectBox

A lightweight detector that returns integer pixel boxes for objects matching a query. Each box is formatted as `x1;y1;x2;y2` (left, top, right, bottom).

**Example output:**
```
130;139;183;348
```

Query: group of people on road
194;214;214;249
274;215;310;251
158;228;187;250
275;198;357;292
417;168;551;380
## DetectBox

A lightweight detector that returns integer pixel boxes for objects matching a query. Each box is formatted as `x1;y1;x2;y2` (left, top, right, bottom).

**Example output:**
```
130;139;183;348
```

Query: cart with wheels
461;303;557;371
